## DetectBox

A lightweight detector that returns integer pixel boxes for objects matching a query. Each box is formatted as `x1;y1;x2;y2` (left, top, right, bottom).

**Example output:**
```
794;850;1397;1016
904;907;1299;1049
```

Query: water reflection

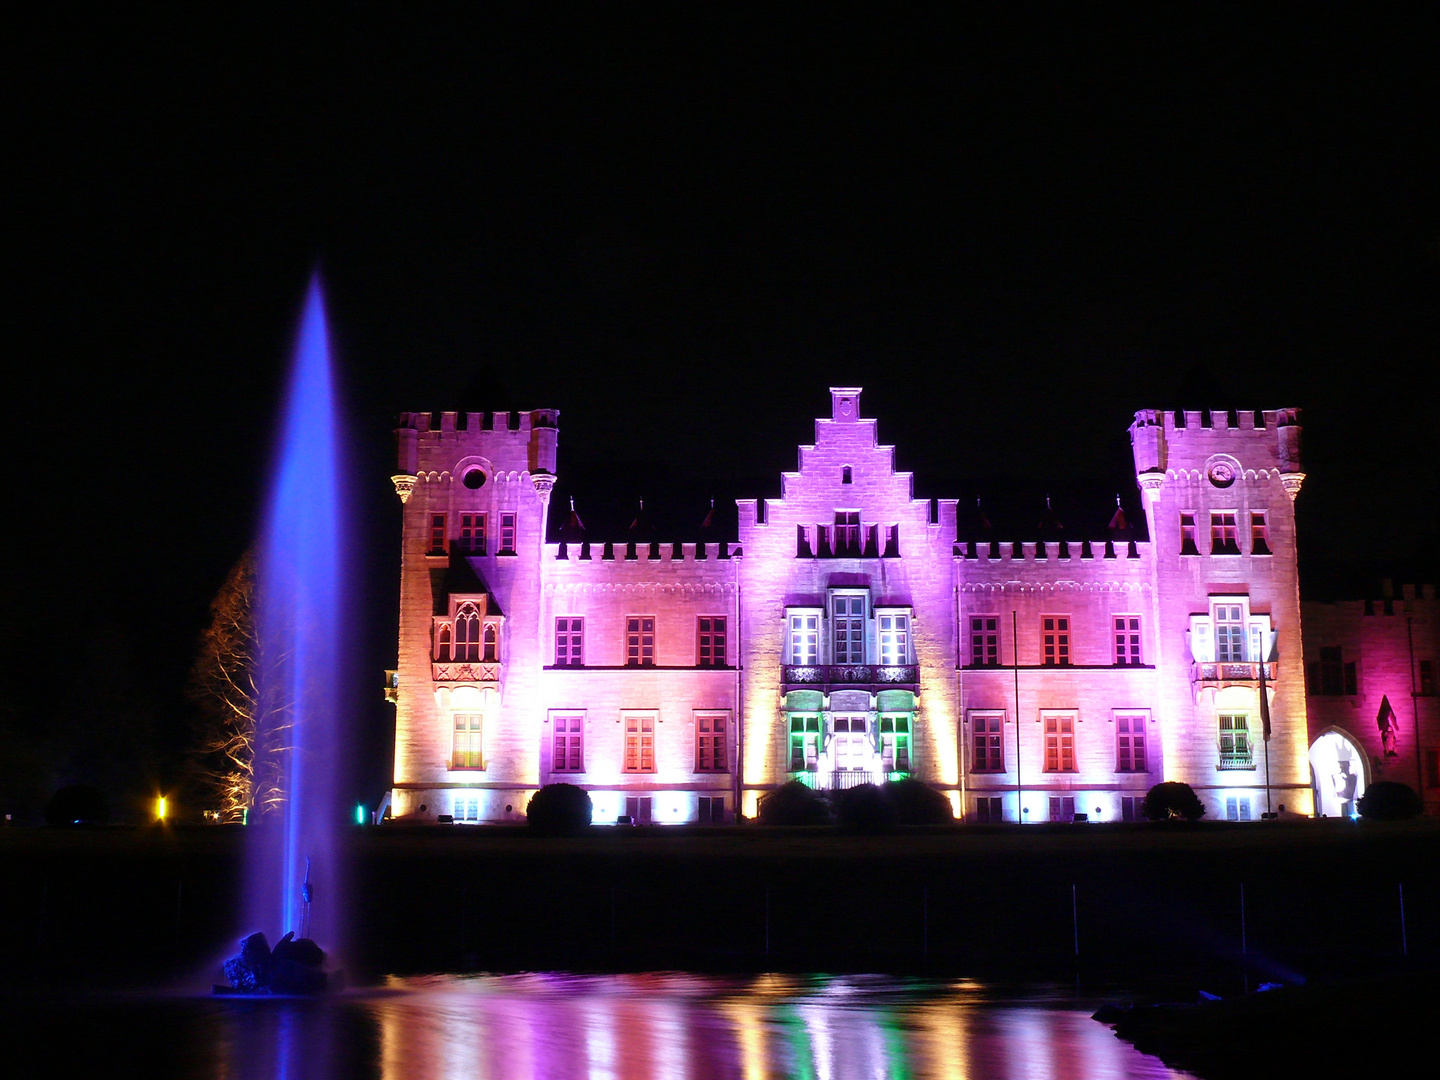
357;973;1187;1080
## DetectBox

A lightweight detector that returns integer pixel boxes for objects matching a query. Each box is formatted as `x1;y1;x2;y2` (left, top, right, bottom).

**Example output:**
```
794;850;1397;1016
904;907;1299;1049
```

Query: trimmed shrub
1357;781;1423;821
1141;781;1206;821
882;778;954;824
44;785;110;826
758;780;831;825
526;783;593;834
836;783;896;832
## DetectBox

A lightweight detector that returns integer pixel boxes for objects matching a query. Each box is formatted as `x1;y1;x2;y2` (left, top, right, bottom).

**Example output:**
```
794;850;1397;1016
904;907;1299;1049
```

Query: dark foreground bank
3;819;1437;990
1100;970;1439;1079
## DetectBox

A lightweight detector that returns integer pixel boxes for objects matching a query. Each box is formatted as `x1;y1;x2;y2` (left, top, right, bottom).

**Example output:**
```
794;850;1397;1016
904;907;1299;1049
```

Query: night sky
4;7;1436;812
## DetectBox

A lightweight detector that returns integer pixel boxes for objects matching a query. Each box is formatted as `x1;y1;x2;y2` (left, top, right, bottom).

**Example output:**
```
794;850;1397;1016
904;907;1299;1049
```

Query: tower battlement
1130;407;1302;479
395;409;559;479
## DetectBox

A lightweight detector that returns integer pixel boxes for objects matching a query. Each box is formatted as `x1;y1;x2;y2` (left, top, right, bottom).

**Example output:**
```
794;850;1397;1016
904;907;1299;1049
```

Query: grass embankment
3;819;1437;989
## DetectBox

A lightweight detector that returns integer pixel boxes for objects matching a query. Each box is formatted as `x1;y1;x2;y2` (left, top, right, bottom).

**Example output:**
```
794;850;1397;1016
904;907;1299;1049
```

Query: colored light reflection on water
193;974;1191;1080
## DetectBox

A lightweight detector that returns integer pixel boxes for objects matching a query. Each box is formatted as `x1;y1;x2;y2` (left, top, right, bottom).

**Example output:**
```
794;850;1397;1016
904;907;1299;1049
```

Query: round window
463;468;487;490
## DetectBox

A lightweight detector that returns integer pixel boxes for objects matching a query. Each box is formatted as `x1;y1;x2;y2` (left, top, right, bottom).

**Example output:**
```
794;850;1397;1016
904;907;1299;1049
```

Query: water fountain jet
218;275;350;994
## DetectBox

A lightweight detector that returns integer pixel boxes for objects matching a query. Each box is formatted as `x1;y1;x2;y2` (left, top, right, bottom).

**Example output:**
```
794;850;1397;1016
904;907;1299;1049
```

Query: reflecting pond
9;973;1193;1079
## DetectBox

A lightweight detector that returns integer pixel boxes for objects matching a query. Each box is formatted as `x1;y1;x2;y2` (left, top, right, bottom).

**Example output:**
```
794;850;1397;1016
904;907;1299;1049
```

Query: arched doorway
1309;728;1369;818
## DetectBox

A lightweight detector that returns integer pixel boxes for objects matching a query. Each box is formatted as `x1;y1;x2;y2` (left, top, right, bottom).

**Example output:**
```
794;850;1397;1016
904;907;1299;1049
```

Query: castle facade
387;388;1322;823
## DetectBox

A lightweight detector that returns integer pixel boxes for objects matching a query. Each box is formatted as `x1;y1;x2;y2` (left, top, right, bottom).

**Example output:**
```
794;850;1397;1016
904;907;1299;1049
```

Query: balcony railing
433;661;500;683
1218;749;1255;770
790;768;912;791
781;664;920;691
1193;661;1276;685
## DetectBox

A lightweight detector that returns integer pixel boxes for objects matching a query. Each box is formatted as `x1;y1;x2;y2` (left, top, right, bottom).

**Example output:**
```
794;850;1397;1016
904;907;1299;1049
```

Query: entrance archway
1309;727;1369;818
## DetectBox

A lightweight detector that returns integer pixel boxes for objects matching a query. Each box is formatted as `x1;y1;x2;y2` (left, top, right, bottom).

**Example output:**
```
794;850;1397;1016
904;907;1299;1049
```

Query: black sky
4;6;1436;807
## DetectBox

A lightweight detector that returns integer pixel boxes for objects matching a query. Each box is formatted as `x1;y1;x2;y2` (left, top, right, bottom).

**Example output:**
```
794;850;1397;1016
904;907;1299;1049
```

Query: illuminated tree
189;549;291;821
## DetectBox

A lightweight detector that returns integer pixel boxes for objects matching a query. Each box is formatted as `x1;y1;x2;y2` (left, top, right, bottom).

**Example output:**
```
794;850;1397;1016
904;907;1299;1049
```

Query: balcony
781;664;920;693
791;768;912;791
1192;661;1276;689
432;661;500;683
1218;749;1255;770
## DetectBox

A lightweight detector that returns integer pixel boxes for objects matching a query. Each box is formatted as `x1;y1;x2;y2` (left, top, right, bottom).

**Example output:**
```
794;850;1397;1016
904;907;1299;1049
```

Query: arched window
436;625;452;662
482;624;497;662
454;605;481;662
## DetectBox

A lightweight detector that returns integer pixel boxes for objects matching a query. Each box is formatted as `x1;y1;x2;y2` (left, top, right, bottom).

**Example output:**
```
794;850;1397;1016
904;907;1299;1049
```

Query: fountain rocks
218;931;330;995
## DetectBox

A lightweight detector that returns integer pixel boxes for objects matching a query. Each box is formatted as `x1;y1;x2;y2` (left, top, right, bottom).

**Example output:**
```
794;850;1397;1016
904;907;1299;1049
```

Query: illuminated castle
386;389;1323;823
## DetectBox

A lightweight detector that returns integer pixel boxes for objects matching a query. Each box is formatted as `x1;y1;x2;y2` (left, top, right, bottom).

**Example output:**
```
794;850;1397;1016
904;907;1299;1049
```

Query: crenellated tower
1130;408;1312;817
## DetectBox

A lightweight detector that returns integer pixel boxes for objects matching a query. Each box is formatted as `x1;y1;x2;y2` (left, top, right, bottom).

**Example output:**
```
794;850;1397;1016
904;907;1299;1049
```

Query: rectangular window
1116;714;1147;772
1250;512;1271;555
429;513;447;554
789;715;821;771
879;716;911;772
1180;512;1199;555
789;613;820;666
697;796;725;824
1320;646;1344;695
970;616;1000;666
1425;749;1440;788
458;512;486;554
1211;512;1240;555
1219;714;1252;768
554;618;584;666
971;713;1004;772
698;617;727;667
975;796;1004;823
624;796;652;824
696;715;727;772
1049;796;1076;822
452;713;483;769
1420;660;1435;696
1042;616;1070;666
626;616;656;666
1120;795;1140;822
835;511;861;553
455;796;479;822
552;715;583;772
1214;604;1247;662
1114;616;1142;665
499;512;516;553
1043;714;1076;772
878;613;909;666
831;716;870;770
624;715;655;772
833;595;866;663
1226;796;1252;822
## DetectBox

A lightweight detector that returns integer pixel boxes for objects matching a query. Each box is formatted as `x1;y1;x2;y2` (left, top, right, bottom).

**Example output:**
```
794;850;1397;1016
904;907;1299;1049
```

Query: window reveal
1211;512;1240;555
627;617;656;666
1044;715;1076;772
552;715;583;772
1179;512;1199;555
1114;616;1141;665
833;596;866;663
880;716;911;771
698;616;727;667
789;716;821;771
1042;616;1070;666
1250;512;1271;555
1116;714;1146;772
696;715;727;771
971;714;1004;772
878;613;909;666
458;512;486;554
1219;714;1251;768
789;613;819;666
429;513;447;554
452;713;483;769
970;616;999;666
624;715;655;772
554;618;584;666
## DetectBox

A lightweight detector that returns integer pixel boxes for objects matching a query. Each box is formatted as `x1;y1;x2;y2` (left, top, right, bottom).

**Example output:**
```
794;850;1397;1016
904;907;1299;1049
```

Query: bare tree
189;549;292;821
